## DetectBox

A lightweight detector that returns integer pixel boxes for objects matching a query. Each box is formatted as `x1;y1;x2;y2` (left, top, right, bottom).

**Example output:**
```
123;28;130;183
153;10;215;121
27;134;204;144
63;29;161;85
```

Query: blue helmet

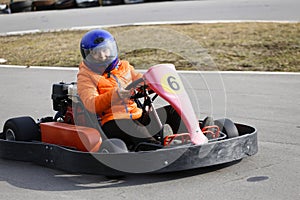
80;29;119;73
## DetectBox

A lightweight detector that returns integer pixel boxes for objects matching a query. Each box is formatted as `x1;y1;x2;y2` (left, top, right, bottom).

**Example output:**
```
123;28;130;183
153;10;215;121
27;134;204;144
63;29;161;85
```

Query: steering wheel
125;78;145;90
125;78;155;99
125;78;157;112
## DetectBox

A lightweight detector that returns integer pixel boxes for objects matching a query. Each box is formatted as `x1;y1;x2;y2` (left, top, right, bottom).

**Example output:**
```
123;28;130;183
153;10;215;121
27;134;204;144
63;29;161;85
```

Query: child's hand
117;87;133;100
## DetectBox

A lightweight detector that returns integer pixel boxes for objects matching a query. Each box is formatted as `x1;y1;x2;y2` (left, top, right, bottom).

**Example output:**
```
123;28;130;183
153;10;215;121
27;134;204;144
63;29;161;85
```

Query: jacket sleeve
129;64;143;81
77;72;120;114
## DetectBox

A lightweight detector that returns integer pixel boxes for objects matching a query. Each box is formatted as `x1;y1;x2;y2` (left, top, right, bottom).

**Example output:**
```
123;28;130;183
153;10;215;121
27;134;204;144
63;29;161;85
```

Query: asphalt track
0;0;300;200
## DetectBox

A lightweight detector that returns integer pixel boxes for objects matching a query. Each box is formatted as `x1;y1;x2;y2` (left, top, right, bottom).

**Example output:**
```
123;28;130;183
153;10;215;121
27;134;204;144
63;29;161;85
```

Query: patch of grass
0;22;299;71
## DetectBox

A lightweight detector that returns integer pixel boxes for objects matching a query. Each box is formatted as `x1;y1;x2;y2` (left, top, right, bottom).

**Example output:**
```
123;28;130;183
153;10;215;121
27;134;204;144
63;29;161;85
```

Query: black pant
102;106;182;149
102;119;158;150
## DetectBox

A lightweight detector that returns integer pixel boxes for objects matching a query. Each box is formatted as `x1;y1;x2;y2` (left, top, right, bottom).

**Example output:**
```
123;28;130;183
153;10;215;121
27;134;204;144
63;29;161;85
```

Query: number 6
167;76;180;91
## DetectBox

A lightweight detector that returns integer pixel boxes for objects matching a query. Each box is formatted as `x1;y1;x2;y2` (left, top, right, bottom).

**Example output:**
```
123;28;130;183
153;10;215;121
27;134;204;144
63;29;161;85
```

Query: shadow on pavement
0;158;241;191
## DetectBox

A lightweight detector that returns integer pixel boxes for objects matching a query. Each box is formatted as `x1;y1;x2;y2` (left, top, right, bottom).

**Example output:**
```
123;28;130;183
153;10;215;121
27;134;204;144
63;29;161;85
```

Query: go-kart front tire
3;116;40;141
214;118;239;138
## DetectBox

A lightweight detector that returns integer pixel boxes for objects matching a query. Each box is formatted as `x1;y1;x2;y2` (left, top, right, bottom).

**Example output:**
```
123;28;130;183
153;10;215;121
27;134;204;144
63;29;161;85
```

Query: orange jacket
77;60;143;125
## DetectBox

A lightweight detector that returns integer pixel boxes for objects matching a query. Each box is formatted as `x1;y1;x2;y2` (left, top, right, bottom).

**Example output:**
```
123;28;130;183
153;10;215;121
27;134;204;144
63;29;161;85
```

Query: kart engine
51;82;78;117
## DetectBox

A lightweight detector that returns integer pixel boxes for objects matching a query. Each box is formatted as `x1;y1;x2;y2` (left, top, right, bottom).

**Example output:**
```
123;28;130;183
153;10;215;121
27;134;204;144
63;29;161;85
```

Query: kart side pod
40;122;102;152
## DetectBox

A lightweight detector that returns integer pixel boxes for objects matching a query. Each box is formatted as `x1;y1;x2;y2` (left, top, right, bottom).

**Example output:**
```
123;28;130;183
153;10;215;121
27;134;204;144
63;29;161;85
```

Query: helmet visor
83;38;118;69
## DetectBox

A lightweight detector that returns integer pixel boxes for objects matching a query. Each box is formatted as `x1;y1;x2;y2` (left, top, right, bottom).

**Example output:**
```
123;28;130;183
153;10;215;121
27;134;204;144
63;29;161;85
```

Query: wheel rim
5;128;16;141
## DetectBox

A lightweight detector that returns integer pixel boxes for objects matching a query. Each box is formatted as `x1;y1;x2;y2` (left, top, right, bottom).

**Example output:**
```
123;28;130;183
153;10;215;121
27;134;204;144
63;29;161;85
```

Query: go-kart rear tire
3;116;40;141
214;118;239;138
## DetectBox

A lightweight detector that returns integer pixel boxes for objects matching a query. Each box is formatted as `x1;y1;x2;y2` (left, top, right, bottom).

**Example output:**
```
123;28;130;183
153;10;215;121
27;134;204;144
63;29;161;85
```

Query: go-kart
0;64;257;175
